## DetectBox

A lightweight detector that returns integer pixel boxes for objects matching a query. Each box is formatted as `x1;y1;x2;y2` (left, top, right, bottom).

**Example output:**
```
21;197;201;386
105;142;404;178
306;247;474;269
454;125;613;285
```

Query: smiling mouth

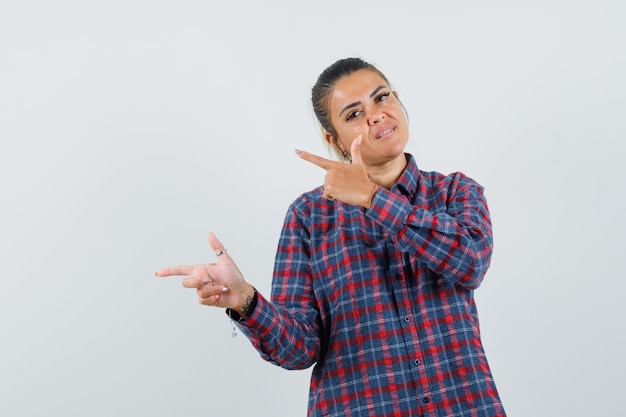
376;127;395;140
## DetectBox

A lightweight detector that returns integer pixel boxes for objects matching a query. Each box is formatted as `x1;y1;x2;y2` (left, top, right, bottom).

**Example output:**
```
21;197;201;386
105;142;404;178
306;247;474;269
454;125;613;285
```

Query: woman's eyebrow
338;85;387;118
369;85;386;98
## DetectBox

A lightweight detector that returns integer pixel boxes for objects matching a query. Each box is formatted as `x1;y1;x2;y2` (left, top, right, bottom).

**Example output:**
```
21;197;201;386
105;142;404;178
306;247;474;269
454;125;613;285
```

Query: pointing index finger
295;149;335;170
155;265;194;277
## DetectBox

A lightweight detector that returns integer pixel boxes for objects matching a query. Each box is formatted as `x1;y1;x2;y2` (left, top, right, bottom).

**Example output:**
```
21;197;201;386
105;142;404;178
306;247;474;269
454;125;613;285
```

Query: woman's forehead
329;70;389;108
336;69;387;91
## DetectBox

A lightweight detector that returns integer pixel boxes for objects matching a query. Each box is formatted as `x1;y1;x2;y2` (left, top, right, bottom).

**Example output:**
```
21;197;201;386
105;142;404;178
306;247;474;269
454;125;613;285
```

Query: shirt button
395;273;403;280
403;316;411;323
423;397;430;404
413;359;420;366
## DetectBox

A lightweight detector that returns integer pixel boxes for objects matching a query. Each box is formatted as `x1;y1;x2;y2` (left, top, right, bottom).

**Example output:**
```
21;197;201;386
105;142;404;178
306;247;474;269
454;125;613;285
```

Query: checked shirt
236;154;506;417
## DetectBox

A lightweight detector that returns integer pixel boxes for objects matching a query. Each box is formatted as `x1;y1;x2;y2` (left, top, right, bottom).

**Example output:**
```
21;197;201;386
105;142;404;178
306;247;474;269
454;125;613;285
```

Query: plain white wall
1;1;624;416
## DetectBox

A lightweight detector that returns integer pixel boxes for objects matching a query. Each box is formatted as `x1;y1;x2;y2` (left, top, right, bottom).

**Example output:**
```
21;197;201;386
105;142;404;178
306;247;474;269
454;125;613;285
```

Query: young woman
156;57;506;417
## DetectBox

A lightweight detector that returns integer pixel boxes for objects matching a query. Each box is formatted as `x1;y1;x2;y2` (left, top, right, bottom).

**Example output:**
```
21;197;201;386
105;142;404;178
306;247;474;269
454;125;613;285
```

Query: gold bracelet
228;288;257;337
366;183;380;208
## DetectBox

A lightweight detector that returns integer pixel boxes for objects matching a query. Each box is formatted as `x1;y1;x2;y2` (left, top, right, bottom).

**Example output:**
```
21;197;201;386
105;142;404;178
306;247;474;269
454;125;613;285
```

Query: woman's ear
325;131;349;161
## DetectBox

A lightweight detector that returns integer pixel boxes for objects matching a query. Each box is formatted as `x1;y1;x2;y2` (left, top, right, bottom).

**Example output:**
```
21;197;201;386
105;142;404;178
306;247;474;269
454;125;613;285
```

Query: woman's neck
367;154;408;189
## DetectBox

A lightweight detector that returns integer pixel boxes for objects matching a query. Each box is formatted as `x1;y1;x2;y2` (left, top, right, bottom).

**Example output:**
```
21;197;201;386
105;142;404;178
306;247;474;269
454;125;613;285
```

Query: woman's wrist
364;183;380;208
233;283;257;318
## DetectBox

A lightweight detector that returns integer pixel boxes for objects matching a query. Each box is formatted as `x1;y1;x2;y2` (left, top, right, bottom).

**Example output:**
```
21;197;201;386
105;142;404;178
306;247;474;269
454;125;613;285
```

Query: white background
1;1;624;416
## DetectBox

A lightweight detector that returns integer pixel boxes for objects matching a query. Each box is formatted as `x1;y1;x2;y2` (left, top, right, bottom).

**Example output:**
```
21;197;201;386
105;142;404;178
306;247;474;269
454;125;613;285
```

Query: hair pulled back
311;57;390;138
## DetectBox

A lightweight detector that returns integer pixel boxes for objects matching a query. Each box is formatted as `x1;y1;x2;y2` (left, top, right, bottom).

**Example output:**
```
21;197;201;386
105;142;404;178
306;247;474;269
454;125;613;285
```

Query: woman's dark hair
311;57;390;139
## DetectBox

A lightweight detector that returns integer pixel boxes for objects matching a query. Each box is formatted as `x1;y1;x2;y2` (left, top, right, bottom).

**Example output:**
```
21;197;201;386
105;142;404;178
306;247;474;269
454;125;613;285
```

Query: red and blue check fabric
237;154;506;417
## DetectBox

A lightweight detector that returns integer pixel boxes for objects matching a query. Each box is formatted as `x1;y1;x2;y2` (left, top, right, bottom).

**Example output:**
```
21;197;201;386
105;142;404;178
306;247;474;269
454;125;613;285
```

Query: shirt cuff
366;186;413;233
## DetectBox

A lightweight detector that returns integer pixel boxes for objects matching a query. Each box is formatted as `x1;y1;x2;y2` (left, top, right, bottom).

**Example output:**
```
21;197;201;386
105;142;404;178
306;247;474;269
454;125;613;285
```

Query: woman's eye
346;110;361;121
376;92;390;102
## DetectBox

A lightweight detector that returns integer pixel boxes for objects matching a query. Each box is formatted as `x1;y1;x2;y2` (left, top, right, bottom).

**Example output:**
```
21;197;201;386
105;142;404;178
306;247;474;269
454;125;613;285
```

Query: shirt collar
391;153;420;198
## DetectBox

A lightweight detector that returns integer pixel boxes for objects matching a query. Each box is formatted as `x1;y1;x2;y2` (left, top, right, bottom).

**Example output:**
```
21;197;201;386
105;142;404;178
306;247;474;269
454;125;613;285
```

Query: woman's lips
375;126;395;140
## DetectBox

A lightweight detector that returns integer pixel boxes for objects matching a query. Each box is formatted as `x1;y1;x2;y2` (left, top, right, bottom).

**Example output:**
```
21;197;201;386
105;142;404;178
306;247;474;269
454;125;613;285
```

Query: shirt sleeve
366;172;493;289
232;202;324;370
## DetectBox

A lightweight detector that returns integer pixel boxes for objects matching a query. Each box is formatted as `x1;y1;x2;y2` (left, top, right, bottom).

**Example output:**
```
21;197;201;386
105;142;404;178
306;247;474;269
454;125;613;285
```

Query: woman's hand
155;232;255;315
295;135;378;208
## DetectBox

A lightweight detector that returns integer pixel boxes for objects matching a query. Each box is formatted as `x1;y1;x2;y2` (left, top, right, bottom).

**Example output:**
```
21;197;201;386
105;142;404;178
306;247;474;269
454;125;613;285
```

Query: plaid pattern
237;154;505;417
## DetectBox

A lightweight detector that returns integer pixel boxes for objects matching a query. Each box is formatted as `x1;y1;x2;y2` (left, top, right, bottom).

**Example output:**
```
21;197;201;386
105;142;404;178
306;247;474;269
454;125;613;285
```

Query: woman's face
326;69;409;168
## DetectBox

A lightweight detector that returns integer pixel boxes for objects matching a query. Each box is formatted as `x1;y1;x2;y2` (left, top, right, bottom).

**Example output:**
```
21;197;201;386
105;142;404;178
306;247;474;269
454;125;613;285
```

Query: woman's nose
367;110;384;125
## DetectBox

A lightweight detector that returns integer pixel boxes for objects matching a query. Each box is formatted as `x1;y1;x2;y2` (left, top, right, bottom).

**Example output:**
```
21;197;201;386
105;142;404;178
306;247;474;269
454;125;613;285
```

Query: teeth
378;128;393;138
